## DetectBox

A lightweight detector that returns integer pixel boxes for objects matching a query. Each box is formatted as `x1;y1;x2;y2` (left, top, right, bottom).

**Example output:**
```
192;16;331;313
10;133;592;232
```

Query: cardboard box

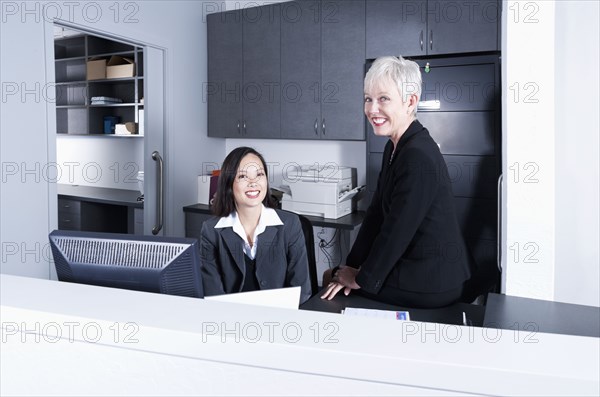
115;122;138;135
107;56;135;79
87;58;106;80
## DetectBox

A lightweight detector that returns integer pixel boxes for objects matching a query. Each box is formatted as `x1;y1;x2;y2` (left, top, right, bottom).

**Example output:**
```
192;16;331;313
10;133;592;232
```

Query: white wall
1;4;61;278
502;1;556;300
502;0;600;306
553;1;600;307
0;1;225;278
56;136;144;190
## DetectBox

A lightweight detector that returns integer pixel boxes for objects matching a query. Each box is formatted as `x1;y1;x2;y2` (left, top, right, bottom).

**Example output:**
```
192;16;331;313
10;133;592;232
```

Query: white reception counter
1;275;598;396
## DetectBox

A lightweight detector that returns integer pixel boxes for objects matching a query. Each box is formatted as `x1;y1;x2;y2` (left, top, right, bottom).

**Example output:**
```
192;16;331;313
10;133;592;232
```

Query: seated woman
321;56;472;308
200;146;311;304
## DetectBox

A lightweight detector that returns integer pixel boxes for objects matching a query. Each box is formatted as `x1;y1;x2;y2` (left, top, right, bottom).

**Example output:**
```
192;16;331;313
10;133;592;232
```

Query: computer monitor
49;230;203;298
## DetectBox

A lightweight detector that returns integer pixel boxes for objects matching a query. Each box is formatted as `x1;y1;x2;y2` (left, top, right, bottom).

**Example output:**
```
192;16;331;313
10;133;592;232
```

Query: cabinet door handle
429;30;433;51
322;119;326;135
151;150;164;235
497;174;503;273
243;121;247;135
237;121;241;135
314;118;318;135
420;30;424;51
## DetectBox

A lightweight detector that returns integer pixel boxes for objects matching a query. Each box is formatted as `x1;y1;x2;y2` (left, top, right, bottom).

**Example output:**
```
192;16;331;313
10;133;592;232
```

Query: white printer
279;165;364;219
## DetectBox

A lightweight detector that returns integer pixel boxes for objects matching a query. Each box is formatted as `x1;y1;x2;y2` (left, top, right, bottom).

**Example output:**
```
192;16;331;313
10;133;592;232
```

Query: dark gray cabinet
320;0;365;140
242;4;281;138
281;0;365;141
207;5;280;139
207;11;243;138
366;0;427;58
57;185;143;234
427;0;499;55
58;198;82;230
366;0;499;58
208;0;365;141
281;0;321;139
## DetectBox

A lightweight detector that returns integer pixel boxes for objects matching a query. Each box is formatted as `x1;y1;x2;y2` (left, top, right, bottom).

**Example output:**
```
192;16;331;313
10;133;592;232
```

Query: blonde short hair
364;56;422;117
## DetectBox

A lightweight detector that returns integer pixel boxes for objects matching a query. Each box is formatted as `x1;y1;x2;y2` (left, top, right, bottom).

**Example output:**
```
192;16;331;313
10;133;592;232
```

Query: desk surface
58;184;143;208
483;293;600;338
300;289;485;327
184;203;365;230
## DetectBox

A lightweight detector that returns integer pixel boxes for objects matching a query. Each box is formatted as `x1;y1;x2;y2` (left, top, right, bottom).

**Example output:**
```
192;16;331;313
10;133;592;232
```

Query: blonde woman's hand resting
320;266;360;300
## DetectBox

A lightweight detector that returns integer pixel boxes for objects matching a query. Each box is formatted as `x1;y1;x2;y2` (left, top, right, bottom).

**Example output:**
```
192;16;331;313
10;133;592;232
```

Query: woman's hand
320;266;360;300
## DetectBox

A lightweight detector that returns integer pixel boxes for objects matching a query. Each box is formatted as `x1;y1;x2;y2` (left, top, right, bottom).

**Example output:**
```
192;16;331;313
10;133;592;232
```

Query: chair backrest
296;214;319;297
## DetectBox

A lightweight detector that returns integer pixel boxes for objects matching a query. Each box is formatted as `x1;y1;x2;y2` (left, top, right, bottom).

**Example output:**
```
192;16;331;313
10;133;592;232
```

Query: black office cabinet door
427;0;499;55
366;0;427;58
281;0;321;139
321;0;366;140
242;4;281;138
207;11;243;138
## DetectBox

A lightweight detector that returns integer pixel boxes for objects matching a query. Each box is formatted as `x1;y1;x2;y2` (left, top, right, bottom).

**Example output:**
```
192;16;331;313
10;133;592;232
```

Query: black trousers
358;284;464;309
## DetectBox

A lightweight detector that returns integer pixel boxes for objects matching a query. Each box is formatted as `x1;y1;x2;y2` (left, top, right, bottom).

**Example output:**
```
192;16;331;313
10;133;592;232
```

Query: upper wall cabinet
281;0;365;140
207;5;281;139
207;11;243;138
366;0;499;58
208;0;365;140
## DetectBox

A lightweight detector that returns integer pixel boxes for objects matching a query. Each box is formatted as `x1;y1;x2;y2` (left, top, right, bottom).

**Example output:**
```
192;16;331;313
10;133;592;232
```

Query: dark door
281;0;321;139
242;4;281;138
207;11;243;138
366;0;427;58
427;0;499;55
321;0;366;140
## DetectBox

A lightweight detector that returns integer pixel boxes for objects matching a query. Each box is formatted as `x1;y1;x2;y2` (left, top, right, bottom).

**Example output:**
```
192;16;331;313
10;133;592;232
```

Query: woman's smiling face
233;153;267;210
364;78;414;144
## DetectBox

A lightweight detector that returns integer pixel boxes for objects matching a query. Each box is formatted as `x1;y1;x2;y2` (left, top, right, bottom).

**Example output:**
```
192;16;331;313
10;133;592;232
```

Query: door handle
314;118;318;135
420;30;424;51
152;150;164;235
497;174;503;272
429;30;433;51
237;120;241;135
322;118;326;135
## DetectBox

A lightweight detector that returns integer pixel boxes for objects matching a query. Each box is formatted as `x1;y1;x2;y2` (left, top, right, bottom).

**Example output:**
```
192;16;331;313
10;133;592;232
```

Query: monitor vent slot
53;255;74;281
54;237;187;269
161;252;196;296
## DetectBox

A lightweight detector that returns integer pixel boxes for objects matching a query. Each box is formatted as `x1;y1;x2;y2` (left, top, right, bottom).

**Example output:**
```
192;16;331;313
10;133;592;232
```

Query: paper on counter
204;286;301;310
343;307;410;320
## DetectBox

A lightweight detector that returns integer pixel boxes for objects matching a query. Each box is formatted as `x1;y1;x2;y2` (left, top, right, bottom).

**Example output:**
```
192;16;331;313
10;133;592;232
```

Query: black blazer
200;209;311;304
350;120;471;294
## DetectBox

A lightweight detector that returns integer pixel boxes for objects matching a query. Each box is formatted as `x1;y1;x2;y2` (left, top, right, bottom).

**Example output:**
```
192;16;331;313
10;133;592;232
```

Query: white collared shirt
214;205;283;259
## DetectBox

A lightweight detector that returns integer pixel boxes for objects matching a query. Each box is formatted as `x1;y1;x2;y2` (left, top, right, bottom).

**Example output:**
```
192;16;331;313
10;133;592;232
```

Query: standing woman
200;147;311;304
321;56;472;308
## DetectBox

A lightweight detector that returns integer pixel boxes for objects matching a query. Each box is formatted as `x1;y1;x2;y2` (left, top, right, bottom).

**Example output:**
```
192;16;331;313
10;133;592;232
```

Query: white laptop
204;286;301;310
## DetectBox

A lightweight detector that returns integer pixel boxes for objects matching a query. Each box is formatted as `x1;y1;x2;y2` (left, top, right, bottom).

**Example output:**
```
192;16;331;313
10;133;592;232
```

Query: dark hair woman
200;147;311;304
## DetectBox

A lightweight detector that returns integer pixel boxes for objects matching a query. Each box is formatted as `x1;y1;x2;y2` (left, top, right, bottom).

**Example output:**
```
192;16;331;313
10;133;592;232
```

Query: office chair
295;214;319;297
460;247;501;305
